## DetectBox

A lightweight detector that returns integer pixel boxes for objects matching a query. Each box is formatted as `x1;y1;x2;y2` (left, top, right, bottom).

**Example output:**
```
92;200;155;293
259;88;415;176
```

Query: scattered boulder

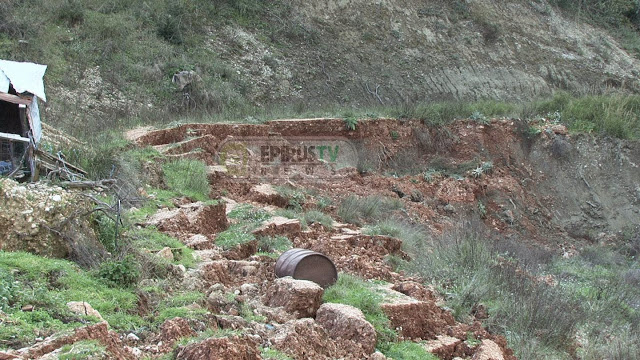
410;189;424;202
271;318;368;360
222;240;258;260
249;184;288;207
156;247;174;261
263;277;324;318
424;335;462;359
472;339;505;360
176;336;260;360
201;259;275;287
380;301;455;340
550;124;568;135
150;202;228;239
0;351;20;359
315;303;377;354
66;301;103;321
126;333;140;343
252;216;301;238
370;352;388;360
172;70;202;91
391;281;437;302
472;303;489;320
185;234;213;250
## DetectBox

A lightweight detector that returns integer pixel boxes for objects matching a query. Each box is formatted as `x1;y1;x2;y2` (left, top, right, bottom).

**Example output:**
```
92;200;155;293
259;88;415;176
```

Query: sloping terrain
1;117;639;359
3;1;640;132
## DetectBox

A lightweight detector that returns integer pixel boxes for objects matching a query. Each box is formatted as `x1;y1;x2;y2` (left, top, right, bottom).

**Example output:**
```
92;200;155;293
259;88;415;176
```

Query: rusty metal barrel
275;248;337;288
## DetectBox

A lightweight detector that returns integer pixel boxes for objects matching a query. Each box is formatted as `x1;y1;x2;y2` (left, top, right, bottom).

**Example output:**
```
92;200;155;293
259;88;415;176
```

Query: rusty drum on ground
275;248;338;288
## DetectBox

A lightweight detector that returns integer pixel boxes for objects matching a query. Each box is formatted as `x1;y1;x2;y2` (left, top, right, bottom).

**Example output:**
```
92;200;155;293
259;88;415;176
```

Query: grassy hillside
2;0;640;142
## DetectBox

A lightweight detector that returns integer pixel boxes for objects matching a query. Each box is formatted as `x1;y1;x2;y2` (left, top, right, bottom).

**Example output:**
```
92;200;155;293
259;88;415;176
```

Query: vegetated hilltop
2;0;640;134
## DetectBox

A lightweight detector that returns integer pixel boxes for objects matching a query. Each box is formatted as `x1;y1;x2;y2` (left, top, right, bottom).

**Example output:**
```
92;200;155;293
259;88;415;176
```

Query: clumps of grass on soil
162;159;210;201
395;219;640;359
0;251;141;349
337;195;403;226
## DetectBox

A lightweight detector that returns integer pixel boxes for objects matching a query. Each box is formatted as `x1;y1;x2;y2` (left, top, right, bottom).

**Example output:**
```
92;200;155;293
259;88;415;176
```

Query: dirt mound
147;202;228;242
270;318;371;360
200;258;276;288
175;336;261;360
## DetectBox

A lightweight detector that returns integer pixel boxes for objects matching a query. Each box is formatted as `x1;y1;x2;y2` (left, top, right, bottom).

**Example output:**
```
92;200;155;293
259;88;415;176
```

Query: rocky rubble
0;178;104;265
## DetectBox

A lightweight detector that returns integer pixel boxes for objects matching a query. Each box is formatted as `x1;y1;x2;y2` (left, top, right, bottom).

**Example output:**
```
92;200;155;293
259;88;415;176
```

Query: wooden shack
0;60;46;180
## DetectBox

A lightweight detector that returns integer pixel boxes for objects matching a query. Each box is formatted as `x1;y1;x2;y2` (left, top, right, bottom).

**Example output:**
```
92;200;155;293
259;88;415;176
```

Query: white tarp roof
0;60;47;102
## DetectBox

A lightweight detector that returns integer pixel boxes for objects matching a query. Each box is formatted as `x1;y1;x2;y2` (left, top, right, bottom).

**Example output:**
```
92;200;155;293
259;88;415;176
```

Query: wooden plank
0;132;30;143
34;148;88;175
0;92;31;105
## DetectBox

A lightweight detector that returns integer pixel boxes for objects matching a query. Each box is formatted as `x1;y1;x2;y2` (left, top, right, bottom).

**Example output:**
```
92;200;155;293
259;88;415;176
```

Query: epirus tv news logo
217;136;358;178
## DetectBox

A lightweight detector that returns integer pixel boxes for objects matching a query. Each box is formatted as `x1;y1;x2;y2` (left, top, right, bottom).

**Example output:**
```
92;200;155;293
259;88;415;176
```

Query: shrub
344;115;359;131
228;204;272;223
95;213;118;253
402;221;583;355
275;186;306;210
337;195;403;226
302;210;334;229
215;225;256;250
98;255;140;286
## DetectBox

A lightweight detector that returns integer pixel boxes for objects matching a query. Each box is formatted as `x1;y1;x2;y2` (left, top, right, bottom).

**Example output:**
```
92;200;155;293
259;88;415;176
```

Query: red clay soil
175;336;261;360
134;118;559;247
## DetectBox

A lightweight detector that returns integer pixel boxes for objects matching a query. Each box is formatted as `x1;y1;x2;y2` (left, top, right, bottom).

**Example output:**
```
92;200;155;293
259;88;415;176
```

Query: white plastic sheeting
29;97;42;143
0;60;46;143
0;60;47;101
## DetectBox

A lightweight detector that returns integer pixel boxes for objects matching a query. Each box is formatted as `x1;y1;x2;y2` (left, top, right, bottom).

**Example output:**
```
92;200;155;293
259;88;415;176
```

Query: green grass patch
0;251;141;348
162;159;210;201
58;340;107;360
215;224;256;250
301;210;334;229
130;227;195;268
227;204;272;223
275;186;307;210
257;235;293;255
153;291;207;325
261;347;294;360
384;341;438;360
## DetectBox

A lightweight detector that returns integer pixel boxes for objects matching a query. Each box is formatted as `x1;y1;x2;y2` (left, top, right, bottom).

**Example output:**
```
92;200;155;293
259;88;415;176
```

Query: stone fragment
249;184;288;207
157;247;174;261
472;339;505;360
263;277;323;318
66;301;104;321
271;318;368;359
424;335;462;359
380;301;455;340
185;234;213;250
316;303;377;354
252;216;301;238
